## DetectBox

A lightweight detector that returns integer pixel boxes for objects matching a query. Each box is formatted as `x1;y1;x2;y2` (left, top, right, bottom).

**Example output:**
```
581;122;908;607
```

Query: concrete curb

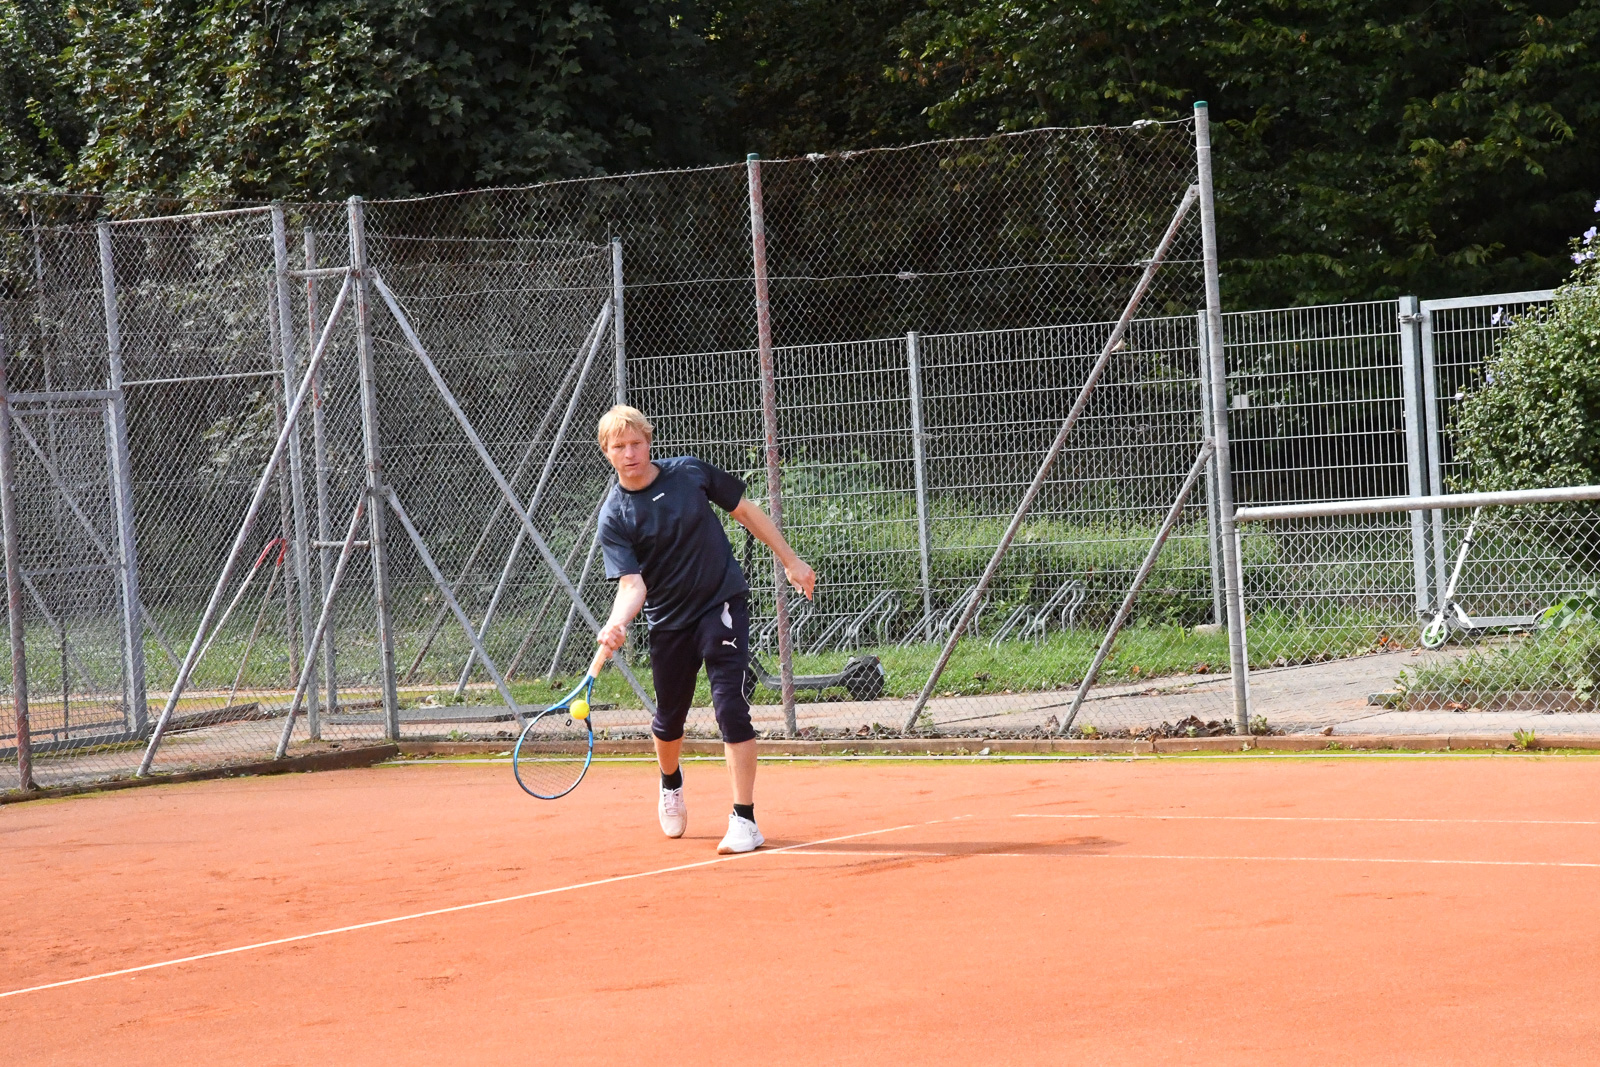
7;733;1594;805
394;735;1600;758
0;744;400;805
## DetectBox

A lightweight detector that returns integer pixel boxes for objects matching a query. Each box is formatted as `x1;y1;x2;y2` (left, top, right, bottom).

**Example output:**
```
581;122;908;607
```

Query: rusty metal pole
746;154;797;736
0;329;33;790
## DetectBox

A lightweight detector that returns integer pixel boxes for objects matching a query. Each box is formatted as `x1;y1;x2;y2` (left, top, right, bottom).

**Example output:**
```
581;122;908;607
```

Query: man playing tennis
593;405;815;853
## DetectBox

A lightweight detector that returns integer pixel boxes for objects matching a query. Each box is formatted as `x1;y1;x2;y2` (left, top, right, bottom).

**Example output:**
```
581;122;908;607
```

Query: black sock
661;767;683;790
733;803;754;822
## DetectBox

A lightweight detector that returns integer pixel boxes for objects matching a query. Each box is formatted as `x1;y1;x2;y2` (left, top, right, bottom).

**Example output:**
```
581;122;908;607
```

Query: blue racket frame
512;674;596;800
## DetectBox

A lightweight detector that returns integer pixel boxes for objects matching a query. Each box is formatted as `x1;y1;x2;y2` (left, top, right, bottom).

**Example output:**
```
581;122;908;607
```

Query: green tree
0;0;78;184
10;0;721;203
896;0;1600;306
706;0;934;156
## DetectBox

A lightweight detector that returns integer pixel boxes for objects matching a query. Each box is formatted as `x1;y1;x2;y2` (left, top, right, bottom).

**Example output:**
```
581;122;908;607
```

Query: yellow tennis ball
570;699;590;721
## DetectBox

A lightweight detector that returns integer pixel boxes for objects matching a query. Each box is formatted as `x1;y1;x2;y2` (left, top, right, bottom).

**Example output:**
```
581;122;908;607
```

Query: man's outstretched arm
730;498;816;600
597;573;647;655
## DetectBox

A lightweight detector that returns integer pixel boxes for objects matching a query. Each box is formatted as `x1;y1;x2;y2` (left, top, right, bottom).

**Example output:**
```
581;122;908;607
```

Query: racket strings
513;706;593;799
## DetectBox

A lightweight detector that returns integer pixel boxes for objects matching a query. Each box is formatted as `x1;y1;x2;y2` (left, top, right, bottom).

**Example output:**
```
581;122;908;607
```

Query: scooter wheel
1420;616;1451;649
844;661;886;701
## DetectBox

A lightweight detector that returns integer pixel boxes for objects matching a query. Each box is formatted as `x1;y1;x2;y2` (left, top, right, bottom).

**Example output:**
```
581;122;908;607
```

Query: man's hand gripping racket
512;642;614;800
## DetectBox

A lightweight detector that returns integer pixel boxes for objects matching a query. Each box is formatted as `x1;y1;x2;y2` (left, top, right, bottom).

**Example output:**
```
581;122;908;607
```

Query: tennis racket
513;645;609;800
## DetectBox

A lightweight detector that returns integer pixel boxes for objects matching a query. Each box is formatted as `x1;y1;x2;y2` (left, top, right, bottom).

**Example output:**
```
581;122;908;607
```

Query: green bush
1453;209;1600;571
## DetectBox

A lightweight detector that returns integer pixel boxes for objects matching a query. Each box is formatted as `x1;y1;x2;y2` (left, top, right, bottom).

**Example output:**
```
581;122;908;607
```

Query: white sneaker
717;813;765;854
658;786;687;838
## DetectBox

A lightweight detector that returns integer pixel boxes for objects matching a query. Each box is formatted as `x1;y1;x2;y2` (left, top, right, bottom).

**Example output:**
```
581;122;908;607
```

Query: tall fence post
1398;295;1432;616
272;206;320;736
97;223;149;736
0;328;33;790
348;197;402;740
1194;101;1250;735
612;238;627;407
747;154;797;735
1197;311;1225;627
907;331;934;640
304;226;338;713
1419;303;1449;604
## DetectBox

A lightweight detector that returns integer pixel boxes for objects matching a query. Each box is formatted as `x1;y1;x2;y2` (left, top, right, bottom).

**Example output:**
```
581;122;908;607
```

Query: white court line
0;821;923;1001
1017;825;1593;831
773;850;1600;868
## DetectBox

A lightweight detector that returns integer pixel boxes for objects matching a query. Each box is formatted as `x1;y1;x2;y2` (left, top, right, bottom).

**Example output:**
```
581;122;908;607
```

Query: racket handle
589;643;613;679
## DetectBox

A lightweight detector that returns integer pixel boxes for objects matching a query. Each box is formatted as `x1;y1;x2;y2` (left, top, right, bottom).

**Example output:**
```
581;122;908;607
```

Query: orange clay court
2;754;1598;1065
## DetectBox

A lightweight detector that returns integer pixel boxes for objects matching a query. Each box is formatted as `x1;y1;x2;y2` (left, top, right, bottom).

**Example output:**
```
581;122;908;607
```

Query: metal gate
0;386;145;789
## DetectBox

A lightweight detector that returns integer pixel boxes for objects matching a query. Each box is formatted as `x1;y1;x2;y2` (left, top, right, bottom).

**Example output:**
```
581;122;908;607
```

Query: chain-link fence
1223;288;1600;738
1237;493;1600;737
6;112;1590;795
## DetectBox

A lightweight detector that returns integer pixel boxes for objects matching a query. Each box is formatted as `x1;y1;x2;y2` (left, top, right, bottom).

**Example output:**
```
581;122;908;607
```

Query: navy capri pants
648;596;754;744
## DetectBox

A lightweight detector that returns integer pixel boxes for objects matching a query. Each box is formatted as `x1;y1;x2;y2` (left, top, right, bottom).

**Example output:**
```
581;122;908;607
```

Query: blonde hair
597;404;654;448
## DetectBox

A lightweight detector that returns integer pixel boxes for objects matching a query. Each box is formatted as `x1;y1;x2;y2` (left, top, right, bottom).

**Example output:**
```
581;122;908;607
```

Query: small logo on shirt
651;492;665;501
721;639;739;649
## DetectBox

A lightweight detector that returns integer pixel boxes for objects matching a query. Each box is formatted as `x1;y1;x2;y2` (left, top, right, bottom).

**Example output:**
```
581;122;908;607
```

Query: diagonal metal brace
904;183;1201;731
1058;438;1215;735
8;412;182;670
385;488;527;730
370;271;656;714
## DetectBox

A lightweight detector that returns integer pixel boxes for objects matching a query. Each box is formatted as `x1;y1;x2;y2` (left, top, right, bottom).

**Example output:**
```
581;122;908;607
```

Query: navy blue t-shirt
598;456;750;631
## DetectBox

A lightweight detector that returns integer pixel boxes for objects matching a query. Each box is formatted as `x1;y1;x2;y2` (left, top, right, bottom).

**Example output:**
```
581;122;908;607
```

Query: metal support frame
266;294;303;697
1397;295;1432;616
612;238;627;406
1196;312;1225;626
0;328;34;789
276;498;366;757
548;521;603;678
193;539;283;666
18;565;99;692
387;490;526;726
452;301;612;697
348;198;402;740
1419;302;1448;604
747;153;798;736
304;227;338;713
1416;288;1558;609
228;544;285;706
402;306;609;683
907;331;934;641
1194;101;1251;735
1058;441;1215;734
137;274;352;775
272;205;319;736
370;273;656;713
97;223;150;734
7;412;180;670
903;180;1202;731
506;491;607;679
1236;484;1600;523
